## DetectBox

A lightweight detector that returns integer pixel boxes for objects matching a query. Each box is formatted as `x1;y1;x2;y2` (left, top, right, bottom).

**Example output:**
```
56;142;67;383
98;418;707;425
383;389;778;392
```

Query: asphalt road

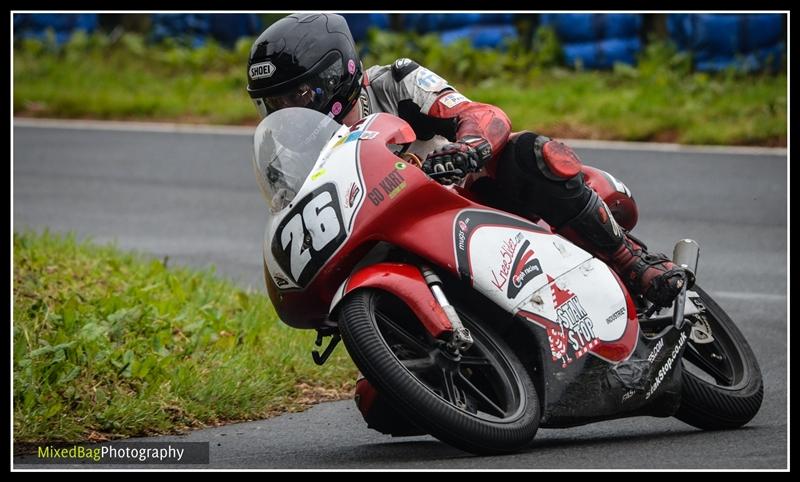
12;121;788;469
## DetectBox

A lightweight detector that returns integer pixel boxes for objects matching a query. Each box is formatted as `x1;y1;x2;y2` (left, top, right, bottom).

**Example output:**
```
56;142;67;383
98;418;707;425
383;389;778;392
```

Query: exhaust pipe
673;239;700;278
671;239;700;330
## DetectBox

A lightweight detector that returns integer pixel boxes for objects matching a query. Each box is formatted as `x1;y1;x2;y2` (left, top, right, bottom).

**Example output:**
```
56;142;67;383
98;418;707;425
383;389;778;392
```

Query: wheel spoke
375;311;432;355
684;341;734;385
457;372;506;417
459;355;492;366
400;356;435;372
441;369;460;405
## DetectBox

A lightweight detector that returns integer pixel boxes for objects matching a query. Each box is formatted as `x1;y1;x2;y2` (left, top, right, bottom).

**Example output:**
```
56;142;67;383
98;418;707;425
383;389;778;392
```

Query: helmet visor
254;53;344;119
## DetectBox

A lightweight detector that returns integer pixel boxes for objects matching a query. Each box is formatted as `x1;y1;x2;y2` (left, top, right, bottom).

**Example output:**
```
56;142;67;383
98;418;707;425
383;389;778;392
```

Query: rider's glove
422;136;492;185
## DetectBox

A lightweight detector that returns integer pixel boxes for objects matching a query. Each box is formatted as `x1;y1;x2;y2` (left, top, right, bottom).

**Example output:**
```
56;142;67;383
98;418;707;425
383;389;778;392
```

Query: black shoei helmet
247;13;362;123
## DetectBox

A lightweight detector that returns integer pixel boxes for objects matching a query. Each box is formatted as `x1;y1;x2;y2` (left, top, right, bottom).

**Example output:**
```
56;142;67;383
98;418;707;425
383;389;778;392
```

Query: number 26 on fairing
272;184;346;286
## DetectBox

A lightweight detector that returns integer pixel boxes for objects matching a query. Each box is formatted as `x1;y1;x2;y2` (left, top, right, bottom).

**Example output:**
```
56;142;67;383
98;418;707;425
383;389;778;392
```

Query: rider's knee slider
533;135;584;181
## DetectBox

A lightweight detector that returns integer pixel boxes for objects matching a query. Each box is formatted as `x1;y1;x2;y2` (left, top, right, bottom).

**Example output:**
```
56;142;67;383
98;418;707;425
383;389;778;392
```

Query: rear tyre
675;285;764;429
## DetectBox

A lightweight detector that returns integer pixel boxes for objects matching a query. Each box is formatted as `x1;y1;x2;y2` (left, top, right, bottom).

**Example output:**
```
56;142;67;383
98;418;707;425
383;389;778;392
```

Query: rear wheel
338;289;539;454
675;284;764;429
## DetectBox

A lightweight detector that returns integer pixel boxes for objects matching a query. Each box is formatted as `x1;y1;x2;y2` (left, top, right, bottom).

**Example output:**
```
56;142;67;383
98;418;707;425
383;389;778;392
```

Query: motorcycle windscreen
252;107;341;212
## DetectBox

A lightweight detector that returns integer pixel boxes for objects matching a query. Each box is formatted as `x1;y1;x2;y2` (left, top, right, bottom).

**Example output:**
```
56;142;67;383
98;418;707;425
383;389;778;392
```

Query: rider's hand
422;136;492;185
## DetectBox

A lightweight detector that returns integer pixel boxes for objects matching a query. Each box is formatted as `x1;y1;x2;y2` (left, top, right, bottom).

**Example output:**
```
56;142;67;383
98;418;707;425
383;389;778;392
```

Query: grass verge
13;229;357;444
463;72;787;146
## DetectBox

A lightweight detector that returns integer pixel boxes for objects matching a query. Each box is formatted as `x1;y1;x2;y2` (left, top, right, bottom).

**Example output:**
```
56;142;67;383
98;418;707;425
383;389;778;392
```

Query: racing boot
557;189;692;308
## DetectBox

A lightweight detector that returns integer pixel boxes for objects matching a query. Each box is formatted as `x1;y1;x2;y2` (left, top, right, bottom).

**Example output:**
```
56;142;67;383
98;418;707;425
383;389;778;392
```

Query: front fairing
259;111;471;329
258;112;411;319
260;117;361;292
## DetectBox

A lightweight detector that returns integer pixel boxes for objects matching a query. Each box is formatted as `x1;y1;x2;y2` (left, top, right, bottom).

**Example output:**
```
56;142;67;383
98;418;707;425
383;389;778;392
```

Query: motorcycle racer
246;12;691;312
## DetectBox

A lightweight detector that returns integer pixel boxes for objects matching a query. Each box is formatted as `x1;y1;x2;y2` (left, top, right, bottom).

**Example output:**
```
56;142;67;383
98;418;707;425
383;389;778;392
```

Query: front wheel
675;284;764;429
338;289;539;455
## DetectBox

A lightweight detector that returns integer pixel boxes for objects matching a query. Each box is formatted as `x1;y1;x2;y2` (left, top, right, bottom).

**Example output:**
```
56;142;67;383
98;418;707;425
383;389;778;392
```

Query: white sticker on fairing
315;125;367;231
415;67;448;92
439;92;470;108
520;257;636;365
526;260;628;343
467;226;592;312
249;61;276;80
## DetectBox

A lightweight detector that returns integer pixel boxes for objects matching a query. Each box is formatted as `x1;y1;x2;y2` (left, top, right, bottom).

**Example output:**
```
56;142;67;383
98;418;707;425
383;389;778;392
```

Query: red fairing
380;114;417;145
581;165;639;232
269;113;475;330
428;94;511;170
344;263;452;338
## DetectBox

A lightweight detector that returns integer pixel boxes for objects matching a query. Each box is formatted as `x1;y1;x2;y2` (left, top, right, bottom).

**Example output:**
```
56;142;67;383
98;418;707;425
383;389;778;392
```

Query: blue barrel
668;14;786;71
207;14;262;46
539;14;642;43
402;13;515;33
695;43;786;72
341;13;390;41
150;14;261;47
151;13;210;45
669;14;784;55
14;13;98;45
440;24;518;49
563;37;641;69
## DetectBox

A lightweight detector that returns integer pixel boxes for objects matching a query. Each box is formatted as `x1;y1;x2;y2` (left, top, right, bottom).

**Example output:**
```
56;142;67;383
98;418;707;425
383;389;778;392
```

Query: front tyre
339;289;539;455
675;285;764;429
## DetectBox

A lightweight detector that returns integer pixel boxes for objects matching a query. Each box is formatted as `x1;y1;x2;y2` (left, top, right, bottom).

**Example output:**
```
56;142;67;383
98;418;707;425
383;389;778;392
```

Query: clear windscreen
252;108;341;212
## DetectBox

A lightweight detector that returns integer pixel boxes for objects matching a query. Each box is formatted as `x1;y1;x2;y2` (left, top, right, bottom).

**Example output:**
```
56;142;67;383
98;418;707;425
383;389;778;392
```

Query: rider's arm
376;59;511;175
425;93;512;163
367;60;511;180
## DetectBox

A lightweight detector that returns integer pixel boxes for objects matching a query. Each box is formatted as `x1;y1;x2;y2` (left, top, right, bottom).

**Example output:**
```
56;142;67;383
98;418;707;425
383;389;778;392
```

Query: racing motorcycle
252;107;763;455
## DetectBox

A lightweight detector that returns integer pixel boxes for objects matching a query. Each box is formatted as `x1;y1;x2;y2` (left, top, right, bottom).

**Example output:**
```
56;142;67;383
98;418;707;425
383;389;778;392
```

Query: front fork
419;265;474;354
314;262;473;365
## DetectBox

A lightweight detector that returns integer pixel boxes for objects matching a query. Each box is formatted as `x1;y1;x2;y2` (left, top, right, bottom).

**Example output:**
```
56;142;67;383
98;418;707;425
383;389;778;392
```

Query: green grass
14;33;253;125
462;71;787;145
13;230;357;443
12;31;787;145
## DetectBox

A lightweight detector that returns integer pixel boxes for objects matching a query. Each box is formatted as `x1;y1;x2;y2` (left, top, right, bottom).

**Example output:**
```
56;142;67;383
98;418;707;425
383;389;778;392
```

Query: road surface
13;120;788;469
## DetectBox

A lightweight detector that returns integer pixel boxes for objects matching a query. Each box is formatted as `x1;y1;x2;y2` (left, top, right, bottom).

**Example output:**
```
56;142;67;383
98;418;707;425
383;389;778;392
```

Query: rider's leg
491;132;690;308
